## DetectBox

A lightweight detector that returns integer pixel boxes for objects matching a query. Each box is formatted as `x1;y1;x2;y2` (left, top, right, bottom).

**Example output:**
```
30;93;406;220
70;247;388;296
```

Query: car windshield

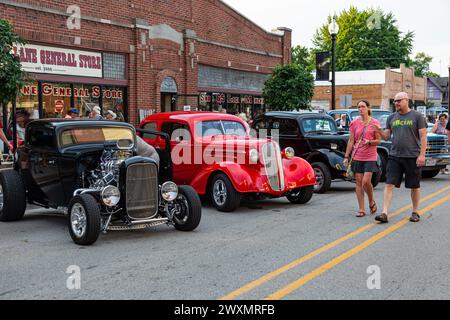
301;118;337;134
60;127;135;147
195;120;247;137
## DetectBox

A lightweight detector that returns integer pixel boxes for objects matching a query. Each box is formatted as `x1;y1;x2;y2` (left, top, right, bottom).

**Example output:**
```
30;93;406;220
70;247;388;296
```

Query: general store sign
13;44;103;78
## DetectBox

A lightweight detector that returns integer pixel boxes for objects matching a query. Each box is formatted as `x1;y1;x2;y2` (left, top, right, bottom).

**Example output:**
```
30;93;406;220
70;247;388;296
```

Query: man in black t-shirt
374;92;428;224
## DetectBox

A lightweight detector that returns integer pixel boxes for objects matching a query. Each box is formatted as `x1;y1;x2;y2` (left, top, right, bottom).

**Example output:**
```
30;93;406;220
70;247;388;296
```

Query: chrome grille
261;142;285;192
426;139;448;155
126;163;159;220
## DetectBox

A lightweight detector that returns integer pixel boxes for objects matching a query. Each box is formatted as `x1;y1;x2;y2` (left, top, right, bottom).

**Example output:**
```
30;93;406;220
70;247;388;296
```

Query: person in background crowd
0;126;13;152
88;106;103;120
65;108;80;119
343;100;381;218
221;108;227;114
105;110;118;121
432;113;450;174
237;113;248;123
374;92;427;224
338;114;350;130
432;113;448;135
15;109;31;141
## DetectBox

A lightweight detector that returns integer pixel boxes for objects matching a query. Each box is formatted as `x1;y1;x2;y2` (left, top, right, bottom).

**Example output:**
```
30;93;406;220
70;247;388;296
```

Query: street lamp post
329;16;339;111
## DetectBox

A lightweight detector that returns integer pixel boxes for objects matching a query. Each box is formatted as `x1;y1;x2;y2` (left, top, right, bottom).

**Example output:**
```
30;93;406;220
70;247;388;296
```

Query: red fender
282;157;316;189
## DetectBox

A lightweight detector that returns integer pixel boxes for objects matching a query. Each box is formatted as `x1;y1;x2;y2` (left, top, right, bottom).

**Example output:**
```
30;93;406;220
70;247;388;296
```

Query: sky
222;0;450;76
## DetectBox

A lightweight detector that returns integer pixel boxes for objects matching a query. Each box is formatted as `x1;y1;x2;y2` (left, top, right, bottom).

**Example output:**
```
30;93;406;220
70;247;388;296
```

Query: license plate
426;158;437;166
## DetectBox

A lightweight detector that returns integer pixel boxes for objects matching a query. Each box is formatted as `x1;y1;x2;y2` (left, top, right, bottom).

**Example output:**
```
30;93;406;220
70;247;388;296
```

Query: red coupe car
139;112;316;212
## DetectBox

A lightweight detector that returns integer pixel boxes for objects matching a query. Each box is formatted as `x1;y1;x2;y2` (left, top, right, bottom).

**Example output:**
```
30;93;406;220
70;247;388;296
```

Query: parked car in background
328;109;450;179
0;120;202;246
139;112;316;212
252;112;381;194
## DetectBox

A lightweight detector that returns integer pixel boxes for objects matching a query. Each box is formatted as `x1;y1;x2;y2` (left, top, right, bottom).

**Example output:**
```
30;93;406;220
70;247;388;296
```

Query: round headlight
101;186;121;207
284;147;295;159
161;182;178;202
249;149;259;163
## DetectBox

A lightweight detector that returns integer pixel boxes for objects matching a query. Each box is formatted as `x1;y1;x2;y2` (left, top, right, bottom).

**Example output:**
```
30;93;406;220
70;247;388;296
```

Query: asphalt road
1;176;449;300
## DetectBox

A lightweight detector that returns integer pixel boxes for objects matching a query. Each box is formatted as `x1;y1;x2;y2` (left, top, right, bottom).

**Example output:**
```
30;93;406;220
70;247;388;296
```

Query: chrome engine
86;149;133;190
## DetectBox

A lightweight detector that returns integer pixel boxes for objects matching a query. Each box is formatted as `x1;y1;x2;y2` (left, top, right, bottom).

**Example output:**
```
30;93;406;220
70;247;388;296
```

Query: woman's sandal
357;211;366;218
370;201;378;215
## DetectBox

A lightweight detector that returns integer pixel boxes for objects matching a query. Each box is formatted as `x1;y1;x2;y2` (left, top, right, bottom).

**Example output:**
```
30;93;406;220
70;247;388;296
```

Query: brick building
312;64;427;112
0;0;291;125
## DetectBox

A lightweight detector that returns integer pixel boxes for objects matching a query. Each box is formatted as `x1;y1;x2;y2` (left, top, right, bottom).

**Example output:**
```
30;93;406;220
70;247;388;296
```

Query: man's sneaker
410;212;421;223
375;213;388;223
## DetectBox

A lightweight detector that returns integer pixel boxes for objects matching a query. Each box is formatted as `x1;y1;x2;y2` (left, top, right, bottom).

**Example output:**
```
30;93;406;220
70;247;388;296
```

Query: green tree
291;45;315;71
0;19;26;106
263;64;314;111
312;7;414;71
409;52;439;78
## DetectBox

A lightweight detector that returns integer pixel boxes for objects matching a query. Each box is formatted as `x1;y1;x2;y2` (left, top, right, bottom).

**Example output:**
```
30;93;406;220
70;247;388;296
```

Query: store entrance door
160;76;178;113
161;93;176;112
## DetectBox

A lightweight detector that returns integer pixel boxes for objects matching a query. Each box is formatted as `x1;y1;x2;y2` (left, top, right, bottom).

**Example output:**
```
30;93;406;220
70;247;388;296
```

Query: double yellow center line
220;185;450;300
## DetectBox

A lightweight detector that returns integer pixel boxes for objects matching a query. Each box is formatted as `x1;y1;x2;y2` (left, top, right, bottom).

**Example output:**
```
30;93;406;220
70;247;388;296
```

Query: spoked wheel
68;194;101;246
170;185;201;231
210;173;240;212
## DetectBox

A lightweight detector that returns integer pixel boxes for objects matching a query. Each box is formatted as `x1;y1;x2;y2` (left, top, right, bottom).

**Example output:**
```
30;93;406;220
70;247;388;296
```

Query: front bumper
424;155;450;169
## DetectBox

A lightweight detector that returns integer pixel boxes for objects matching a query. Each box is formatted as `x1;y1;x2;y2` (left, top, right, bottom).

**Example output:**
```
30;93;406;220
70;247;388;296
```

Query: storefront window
242;95;253;119
102;86;126;121
199;92;211;111
226;94;240;115
41;82;72;118
73;84;100;118
253;97;265;119
211;93;226;112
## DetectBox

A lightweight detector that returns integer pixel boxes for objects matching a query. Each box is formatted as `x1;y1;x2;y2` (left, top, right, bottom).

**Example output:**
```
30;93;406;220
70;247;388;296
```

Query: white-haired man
374;92;427;223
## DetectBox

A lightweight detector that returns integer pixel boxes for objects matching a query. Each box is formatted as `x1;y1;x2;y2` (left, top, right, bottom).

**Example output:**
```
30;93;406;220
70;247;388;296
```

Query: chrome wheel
314;168;324;192
170;194;190;226
70;203;87;238
0;184;3;211
213;180;227;206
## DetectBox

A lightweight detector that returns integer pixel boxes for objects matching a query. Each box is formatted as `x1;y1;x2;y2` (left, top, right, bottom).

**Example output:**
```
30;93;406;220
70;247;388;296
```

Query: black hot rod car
0;119;202;245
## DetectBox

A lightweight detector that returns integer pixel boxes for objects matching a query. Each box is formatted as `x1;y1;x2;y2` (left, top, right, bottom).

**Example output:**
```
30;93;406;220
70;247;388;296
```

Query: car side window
142;122;158;140
271;119;299;136
27;127;55;149
161;122;191;142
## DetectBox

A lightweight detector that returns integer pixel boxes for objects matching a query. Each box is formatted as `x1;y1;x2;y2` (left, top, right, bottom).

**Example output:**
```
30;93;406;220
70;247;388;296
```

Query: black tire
172;185;202;232
378;152;388;182
286;186;314;204
68;194;101;246
210;173;241;212
311;162;332;194
422;169;440;179
0;169;26;222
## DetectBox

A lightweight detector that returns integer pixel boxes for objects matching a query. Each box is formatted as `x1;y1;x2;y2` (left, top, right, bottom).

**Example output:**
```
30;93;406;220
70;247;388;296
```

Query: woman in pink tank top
343;100;381;218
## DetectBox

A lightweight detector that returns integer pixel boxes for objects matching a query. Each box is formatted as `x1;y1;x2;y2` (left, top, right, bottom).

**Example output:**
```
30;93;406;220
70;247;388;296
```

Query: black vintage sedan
0;119;201;245
252;112;381;193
